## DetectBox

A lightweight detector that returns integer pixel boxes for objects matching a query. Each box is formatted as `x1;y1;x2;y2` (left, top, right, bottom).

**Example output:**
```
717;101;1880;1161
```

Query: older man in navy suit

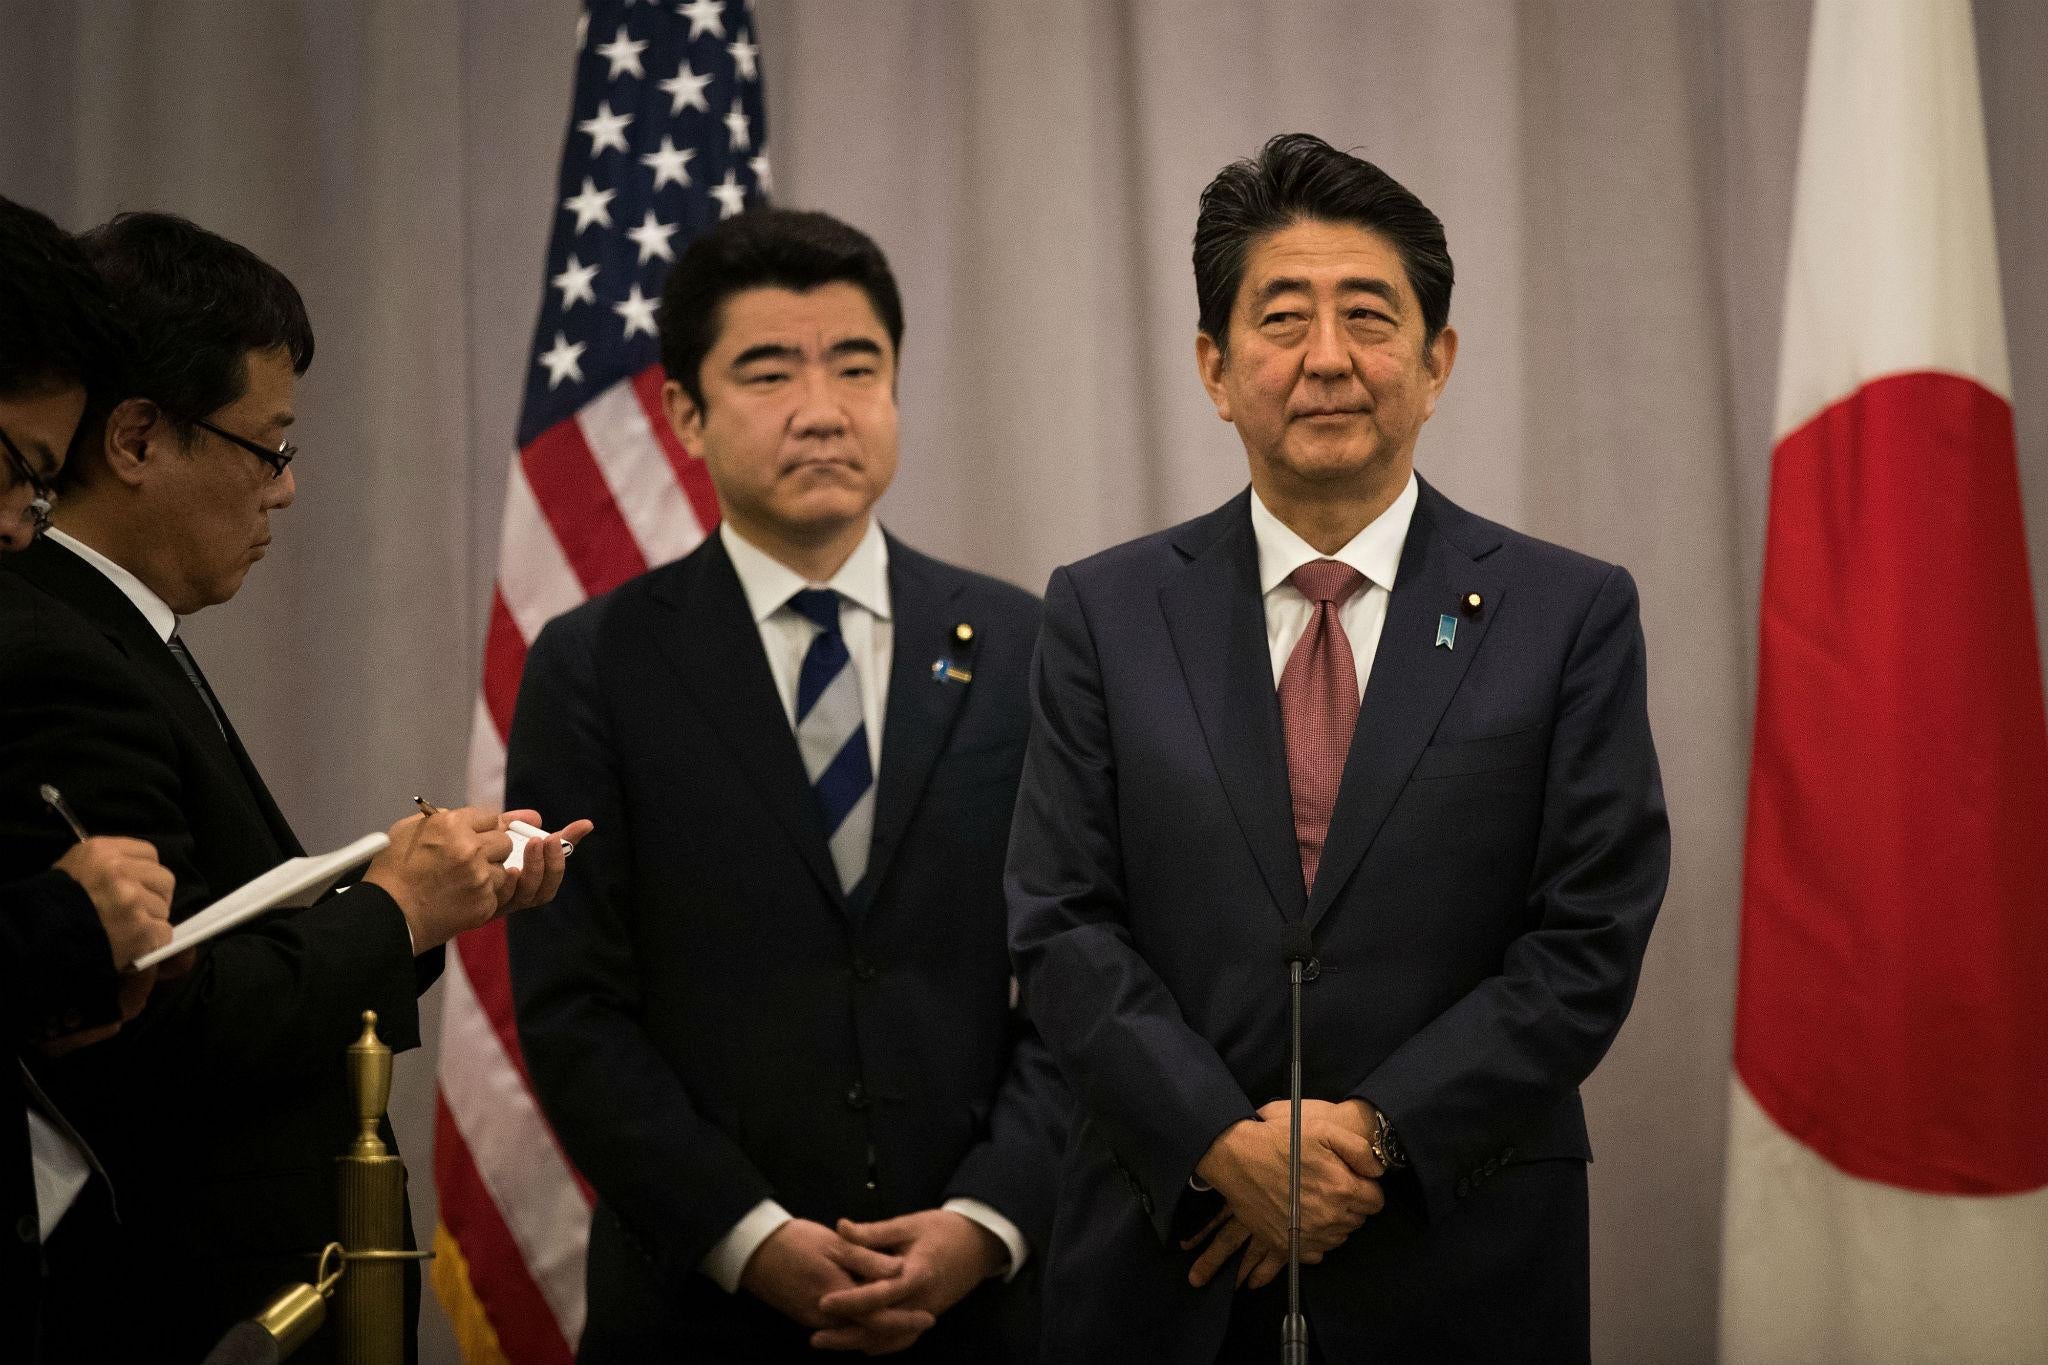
1007;135;1669;1362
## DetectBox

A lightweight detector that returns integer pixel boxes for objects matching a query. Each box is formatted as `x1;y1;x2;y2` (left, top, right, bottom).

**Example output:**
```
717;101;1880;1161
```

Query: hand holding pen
38;785;177;1052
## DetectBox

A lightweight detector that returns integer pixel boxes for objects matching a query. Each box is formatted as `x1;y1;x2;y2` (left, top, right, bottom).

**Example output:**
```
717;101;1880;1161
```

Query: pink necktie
1278;560;1367;891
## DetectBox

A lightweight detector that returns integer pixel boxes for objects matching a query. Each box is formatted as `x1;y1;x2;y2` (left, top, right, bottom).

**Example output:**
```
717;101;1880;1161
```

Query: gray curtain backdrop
4;3;2043;1361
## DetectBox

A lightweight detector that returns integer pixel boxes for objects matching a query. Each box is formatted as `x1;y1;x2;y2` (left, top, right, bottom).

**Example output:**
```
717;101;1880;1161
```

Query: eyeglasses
188;415;296;479
0;426;56;539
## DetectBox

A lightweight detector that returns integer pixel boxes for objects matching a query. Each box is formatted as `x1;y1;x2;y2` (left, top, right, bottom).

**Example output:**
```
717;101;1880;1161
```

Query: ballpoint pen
413;795;572;856
39;783;89;842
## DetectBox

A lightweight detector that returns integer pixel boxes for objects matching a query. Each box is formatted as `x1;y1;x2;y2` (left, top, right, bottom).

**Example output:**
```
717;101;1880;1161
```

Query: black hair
0;196;128;400
657;207;903;408
76;211;313;429
1193;133;1453;353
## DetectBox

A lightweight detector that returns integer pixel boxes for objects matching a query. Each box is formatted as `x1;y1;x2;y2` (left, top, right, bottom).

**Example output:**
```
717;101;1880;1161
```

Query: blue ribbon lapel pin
1435;615;1458;650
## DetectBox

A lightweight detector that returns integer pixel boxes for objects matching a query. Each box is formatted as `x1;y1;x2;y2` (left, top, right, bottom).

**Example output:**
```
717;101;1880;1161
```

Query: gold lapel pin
1462;592;1483;617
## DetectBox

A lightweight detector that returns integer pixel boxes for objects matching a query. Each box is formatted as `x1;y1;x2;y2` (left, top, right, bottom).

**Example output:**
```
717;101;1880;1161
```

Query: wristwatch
1369;1108;1407;1170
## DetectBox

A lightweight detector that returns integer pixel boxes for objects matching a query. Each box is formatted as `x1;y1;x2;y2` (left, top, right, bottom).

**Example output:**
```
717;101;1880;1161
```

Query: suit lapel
1306;481;1508;927
649;537;845;910
8;540;299;858
865;538;968;900
1159;495;1307;924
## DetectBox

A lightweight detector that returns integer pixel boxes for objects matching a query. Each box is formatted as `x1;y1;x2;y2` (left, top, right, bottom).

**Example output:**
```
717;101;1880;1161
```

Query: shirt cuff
943;1197;1027;1282
701;1199;792;1294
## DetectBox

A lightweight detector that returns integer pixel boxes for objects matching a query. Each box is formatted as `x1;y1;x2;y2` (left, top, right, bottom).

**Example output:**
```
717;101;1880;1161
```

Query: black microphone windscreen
1281;924;1315;966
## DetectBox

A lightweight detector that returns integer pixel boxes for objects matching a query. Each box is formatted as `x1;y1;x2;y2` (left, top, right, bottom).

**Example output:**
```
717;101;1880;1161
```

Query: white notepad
131;831;391;970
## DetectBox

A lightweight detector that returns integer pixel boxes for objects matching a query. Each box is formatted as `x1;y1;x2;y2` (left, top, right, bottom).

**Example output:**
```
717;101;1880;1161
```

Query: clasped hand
741;1210;1005;1355
1185;1098;1385;1290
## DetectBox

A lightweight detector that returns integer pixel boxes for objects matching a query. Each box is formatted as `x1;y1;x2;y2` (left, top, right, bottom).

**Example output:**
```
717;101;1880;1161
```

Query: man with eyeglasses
0;210;589;1364
0;193;187;1365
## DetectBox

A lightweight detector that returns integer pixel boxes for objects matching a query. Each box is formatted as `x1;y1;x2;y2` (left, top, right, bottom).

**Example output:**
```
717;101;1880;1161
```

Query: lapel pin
933;622;975;683
1436;615;1458;650
1462;592;1483;617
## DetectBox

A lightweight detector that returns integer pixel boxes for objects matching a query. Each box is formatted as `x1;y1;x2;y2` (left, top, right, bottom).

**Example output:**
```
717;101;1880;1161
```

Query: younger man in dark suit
1007;134;1669;1362
508;209;1065;1362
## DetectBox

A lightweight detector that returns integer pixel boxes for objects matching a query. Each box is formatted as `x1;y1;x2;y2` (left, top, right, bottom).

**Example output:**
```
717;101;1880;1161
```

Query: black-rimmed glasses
188;415;296;479
0;426;55;538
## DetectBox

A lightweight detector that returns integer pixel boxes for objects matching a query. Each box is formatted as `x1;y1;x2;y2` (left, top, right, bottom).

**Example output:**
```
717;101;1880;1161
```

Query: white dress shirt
1249;473;1419;697
23;529;176;1240
700;519;1027;1292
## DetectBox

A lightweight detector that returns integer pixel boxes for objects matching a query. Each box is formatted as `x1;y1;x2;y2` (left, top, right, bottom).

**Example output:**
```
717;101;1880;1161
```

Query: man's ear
99;398;162;489
661;378;704;452
1421;325;1459;420
1195;331;1233;423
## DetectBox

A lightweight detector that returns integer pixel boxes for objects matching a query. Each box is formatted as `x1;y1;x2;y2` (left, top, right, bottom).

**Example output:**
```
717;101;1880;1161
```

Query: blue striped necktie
788;588;873;894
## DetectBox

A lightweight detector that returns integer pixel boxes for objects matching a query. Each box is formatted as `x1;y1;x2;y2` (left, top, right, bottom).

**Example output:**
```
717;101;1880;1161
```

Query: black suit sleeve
0;631;424;1081
2;869;117;1045
1007;567;1256;1244
1349;564;1670;1219
942;999;1071;1262
506;607;776;1290
939;589;1073;1260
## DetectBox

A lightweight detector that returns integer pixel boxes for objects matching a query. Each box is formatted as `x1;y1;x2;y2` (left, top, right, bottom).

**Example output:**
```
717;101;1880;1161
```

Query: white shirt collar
720;517;893;624
44;526;179;643
1249;472;1418;598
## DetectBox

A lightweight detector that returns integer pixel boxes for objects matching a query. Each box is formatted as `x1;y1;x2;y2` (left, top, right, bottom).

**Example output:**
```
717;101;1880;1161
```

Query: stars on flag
538;332;586;389
627;210;680;264
641;135;696;190
551;255;600;309
614;284;660;340
563;177;616;232
710;169;748;219
517;0;769;436
679;0;726;41
596;27;650;80
728;32;759;81
660;61;714;115
579;100;634;156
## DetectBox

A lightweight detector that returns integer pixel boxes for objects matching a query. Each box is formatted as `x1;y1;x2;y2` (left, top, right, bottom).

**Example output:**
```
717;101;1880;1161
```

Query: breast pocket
1410;724;1549;781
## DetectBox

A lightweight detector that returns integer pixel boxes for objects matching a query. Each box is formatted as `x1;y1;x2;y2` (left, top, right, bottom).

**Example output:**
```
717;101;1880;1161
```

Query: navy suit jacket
1007;482;1668;1362
507;530;1067;1362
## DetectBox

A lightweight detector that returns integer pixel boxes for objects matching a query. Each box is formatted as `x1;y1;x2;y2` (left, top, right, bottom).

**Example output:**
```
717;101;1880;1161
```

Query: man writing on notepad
0;211;590;1365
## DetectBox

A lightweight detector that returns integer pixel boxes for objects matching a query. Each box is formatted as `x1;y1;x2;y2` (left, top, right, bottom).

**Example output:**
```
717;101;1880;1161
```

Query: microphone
1281;924;1312;1365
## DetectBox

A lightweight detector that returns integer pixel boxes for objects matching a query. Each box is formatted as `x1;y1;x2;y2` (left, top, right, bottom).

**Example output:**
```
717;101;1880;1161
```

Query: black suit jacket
0;537;437;1365
1007;482;1669;1363
4;868;115;1363
507;530;1067;1362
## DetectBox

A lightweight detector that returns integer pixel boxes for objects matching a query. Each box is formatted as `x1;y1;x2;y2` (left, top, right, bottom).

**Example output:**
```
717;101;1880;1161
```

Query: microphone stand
1282;930;1311;1365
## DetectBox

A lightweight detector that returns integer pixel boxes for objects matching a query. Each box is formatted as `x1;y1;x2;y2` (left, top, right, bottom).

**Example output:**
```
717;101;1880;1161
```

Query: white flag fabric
1720;1;2048;1361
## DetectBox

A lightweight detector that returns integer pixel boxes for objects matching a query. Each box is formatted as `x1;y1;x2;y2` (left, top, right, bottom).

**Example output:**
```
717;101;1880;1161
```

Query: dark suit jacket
507;530;1068;1363
0;537;437;1365
4;868;114;1363
1007;482;1669;1363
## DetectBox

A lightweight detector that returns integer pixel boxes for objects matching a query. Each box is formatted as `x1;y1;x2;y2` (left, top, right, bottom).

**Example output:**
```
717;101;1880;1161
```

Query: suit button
1455;1177;1472;1199
1301;957;1320;983
16;1214;35;1242
851;957;878;982
845;1082;869;1111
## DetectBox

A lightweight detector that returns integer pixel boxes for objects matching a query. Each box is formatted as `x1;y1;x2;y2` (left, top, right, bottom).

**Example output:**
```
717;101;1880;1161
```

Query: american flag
431;3;766;1359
